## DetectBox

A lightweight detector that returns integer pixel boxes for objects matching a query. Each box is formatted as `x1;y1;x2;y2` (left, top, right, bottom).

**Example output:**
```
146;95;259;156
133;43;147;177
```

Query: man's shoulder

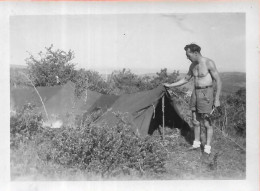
203;57;215;67
203;57;214;63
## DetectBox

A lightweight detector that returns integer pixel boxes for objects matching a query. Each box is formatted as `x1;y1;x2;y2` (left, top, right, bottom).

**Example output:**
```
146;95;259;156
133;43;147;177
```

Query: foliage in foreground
10;107;168;179
210;87;246;147
10;104;43;148
10;106;246;180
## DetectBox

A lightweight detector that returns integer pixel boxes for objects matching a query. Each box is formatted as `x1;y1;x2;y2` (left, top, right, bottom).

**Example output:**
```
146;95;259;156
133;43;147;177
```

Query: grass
165;94;246;179
10;125;245;180
165;129;245;179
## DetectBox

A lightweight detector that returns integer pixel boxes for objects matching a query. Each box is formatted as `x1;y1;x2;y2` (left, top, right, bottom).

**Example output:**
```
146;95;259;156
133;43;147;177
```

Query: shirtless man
164;43;222;155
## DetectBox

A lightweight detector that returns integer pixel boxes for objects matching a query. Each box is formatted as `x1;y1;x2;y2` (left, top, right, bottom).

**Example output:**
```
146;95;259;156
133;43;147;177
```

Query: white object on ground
42;120;63;128
51;120;63;128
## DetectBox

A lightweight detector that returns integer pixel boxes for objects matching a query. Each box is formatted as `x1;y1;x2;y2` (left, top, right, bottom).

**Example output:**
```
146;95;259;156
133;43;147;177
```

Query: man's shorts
190;86;214;114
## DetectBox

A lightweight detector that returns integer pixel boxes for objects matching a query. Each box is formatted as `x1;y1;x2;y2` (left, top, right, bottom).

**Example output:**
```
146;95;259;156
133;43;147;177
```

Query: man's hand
163;83;171;89
163;83;171;87
213;99;220;107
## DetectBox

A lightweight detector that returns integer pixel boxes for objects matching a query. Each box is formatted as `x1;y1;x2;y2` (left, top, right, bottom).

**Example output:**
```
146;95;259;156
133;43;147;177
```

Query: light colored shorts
190;86;214;114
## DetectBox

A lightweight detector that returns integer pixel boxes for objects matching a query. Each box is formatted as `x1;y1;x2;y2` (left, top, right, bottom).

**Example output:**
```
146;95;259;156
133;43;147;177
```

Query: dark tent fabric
11;81;190;137
89;85;190;137
11;81;102;121
10;85;62;109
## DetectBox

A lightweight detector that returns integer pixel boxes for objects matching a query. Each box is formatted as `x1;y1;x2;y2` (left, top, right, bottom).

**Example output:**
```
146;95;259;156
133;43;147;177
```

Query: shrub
150;68;179;88
73;69;111;97
107;68;179;95
108;68;146;94
26;44;76;87
37;112;168;178
11;106;169;179
10;104;43;148
212;88;246;146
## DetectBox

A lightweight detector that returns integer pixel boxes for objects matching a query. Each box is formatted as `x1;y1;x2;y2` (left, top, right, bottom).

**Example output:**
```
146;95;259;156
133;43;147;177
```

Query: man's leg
203;115;213;154
189;90;201;149
191;111;201;148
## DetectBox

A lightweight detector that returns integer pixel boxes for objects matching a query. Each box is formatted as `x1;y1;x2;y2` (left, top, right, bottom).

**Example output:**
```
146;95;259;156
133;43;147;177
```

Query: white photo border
1;1;259;191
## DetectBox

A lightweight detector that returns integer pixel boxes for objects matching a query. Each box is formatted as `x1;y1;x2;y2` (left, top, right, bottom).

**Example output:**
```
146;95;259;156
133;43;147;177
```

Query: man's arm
163;74;192;87
207;60;222;107
164;65;193;88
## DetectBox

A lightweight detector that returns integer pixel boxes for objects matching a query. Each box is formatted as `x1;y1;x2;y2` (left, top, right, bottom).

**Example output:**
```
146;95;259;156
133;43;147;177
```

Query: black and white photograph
1;1;259;191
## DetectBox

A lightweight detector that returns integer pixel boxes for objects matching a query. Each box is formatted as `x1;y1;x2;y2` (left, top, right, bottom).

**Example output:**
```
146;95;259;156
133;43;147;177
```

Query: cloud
161;14;194;33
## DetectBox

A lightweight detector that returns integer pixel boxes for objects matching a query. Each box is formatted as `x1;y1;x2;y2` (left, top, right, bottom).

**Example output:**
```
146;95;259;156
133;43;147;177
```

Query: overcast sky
10;13;245;74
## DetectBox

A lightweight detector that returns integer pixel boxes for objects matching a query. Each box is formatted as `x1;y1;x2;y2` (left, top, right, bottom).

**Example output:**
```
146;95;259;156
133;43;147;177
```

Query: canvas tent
11;82;103;121
11;81;190;137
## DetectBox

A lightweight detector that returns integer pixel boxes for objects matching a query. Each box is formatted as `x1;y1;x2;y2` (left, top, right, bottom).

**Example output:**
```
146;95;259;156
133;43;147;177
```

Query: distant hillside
219;72;246;93
10;64;245;94
183;72;246;94
140;72;246;94
10;64;27;69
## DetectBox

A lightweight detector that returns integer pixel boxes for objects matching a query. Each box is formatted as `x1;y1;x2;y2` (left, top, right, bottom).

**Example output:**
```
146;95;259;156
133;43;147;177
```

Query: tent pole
162;95;165;140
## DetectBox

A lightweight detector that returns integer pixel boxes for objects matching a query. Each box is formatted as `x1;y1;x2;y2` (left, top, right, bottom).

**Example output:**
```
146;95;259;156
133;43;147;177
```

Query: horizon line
10;64;246;74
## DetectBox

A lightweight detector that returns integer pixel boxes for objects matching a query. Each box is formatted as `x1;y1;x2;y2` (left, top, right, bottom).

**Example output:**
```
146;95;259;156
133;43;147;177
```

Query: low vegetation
11;106;169;180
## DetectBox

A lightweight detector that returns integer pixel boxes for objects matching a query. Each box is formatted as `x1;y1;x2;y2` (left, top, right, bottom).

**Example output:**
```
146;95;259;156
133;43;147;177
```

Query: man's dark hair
184;43;201;53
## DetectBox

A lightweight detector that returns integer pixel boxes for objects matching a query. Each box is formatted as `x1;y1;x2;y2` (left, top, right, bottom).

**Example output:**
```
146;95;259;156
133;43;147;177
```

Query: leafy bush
225;88;246;138
107;68;180;95
211;87;246;146
73;69;111;97
10;104;43;148
35;112;168;178
150;68;179;87
108;68;147;95
10;106;168;179
26;45;76;87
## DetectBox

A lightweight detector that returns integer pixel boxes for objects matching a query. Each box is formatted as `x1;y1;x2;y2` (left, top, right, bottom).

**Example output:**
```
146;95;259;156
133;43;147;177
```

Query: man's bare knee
192;112;200;126
192;119;200;127
204;123;212;130
203;119;213;129
201;114;212;126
